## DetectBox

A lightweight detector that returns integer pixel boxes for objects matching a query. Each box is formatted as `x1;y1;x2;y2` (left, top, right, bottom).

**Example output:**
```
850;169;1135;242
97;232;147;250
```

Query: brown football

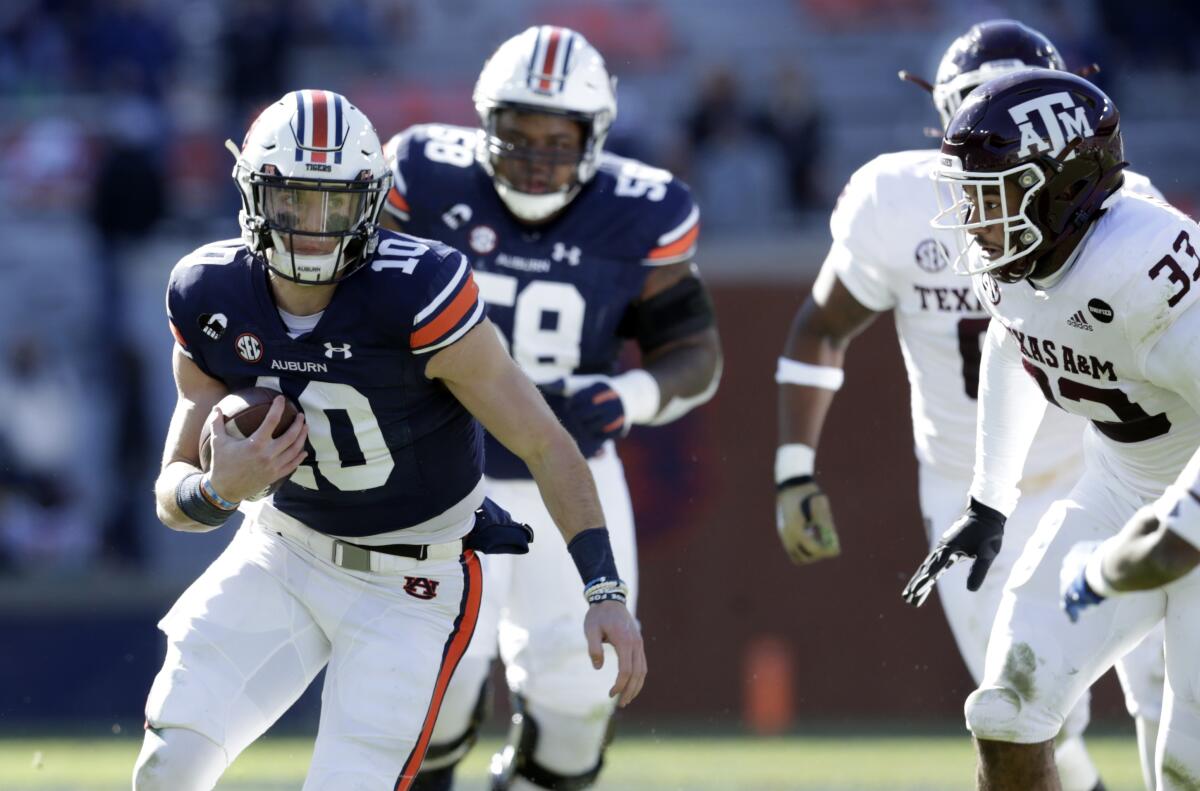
198;387;301;498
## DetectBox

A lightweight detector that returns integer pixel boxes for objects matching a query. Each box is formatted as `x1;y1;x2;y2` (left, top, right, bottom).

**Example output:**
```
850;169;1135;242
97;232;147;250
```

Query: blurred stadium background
1;0;1197;788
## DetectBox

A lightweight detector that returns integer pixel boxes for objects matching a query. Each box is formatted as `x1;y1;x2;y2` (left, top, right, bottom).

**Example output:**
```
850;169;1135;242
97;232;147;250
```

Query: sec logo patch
469;225;497;255
914;238;949;273
235;332;263;363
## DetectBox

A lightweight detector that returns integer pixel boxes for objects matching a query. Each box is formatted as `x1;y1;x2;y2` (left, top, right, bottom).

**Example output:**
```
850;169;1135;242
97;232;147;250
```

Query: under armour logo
404;576;439;600
552;243;582;266
1008;91;1093;158
324;342;352;359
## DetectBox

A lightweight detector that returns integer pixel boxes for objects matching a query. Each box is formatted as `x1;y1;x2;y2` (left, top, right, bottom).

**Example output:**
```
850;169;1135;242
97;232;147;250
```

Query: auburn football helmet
227;90;391;284
473;26;617;222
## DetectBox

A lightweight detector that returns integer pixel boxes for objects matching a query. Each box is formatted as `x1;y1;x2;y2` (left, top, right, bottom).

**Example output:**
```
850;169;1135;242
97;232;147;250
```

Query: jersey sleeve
822;161;897;312
409;248;486;355
968;318;1048;516
382;129;416;224
164;243;238;378
642;181;701;266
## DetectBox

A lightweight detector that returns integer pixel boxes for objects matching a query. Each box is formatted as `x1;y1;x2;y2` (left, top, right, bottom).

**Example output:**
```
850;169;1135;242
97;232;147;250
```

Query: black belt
341;539;431;560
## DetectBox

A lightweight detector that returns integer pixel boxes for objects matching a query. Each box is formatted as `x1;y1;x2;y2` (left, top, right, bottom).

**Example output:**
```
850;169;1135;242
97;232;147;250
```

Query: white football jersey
826;147;1160;480
977;191;1200;501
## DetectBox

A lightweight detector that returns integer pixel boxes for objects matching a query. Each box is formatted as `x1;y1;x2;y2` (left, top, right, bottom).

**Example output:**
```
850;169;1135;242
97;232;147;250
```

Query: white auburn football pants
967;443;1200;789
424;448;637;768
137;510;482;791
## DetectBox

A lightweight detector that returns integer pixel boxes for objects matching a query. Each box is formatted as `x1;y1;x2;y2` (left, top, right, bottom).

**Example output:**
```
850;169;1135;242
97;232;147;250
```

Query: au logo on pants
404;576;439;600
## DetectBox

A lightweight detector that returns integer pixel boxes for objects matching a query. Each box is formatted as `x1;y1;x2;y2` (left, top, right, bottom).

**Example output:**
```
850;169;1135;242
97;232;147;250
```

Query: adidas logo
1066;310;1093;331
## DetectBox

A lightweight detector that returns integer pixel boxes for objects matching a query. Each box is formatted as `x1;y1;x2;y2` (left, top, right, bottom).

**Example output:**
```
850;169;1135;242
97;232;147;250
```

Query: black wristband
567;527;619;586
776;474;814;492
176;472;236;527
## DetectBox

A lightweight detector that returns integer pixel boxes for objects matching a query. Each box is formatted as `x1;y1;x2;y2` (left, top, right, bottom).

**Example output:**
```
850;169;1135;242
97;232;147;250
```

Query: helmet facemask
478;103;602;222
933;159;1047;283
234;160;389;285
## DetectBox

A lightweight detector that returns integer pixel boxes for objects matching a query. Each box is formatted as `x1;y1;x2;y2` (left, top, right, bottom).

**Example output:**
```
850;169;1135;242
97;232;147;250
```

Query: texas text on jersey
166;231;487;540
382;123;700;478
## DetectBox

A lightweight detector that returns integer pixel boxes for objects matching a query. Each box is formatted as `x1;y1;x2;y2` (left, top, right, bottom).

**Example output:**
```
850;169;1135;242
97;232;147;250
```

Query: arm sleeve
165;266;217;378
968;319;1047;516
822;168;896;311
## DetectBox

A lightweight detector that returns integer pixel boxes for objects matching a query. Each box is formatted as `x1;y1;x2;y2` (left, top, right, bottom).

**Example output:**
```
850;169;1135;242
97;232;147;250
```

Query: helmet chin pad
266;231;353;283
493;181;580;222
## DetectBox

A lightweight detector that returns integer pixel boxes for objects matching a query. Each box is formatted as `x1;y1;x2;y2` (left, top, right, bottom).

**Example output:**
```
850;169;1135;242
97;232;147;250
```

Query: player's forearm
774;296;856;475
523;428;607;544
1101;529;1198;591
639;328;721;423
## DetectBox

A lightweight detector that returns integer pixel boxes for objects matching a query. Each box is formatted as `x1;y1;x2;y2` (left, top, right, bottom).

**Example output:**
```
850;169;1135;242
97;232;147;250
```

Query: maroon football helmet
901;19;1067;129
931;69;1125;283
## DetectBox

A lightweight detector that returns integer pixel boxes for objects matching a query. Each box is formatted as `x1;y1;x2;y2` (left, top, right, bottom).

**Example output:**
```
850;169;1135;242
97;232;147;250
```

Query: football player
902;69;1200;790
380;26;721;791
775;20;1161;791
132;90;646;791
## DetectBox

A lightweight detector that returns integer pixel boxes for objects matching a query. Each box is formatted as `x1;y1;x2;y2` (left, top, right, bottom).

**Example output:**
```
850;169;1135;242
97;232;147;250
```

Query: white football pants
135;513;482;791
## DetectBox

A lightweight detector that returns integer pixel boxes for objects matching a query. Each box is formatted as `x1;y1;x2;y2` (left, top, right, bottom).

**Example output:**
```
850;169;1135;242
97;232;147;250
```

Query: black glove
902;497;1006;607
541;379;627;458
464;498;534;555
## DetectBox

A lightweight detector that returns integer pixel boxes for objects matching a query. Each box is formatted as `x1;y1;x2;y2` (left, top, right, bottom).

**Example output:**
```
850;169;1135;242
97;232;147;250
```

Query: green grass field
0;731;1147;790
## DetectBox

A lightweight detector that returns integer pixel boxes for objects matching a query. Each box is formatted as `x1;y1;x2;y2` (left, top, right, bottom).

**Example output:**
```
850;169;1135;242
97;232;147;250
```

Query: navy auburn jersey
382;123;700;478
165;231;486;538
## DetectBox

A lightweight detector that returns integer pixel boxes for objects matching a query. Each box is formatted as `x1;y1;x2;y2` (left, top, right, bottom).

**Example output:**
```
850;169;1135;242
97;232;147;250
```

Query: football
198;387;301;499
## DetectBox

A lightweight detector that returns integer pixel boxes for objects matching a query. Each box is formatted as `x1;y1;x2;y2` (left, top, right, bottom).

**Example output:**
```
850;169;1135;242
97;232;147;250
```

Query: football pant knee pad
132;726;227;791
490;696;613;790
415;674;493;779
965;685;1060;744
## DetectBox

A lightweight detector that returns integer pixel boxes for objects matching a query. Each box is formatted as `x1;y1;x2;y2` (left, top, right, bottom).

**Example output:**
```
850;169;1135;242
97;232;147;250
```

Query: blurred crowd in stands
0;0;1196;574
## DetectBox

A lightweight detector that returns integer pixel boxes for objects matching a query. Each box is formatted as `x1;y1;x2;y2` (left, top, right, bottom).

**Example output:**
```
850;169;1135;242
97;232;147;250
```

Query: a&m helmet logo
235;332;263;363
1008;92;1094;158
403;576;439;600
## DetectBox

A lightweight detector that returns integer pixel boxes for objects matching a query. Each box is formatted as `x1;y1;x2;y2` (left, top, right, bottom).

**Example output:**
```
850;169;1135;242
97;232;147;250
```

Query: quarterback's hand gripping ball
776;476;841;565
902;497;1005;607
199;387;306;503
